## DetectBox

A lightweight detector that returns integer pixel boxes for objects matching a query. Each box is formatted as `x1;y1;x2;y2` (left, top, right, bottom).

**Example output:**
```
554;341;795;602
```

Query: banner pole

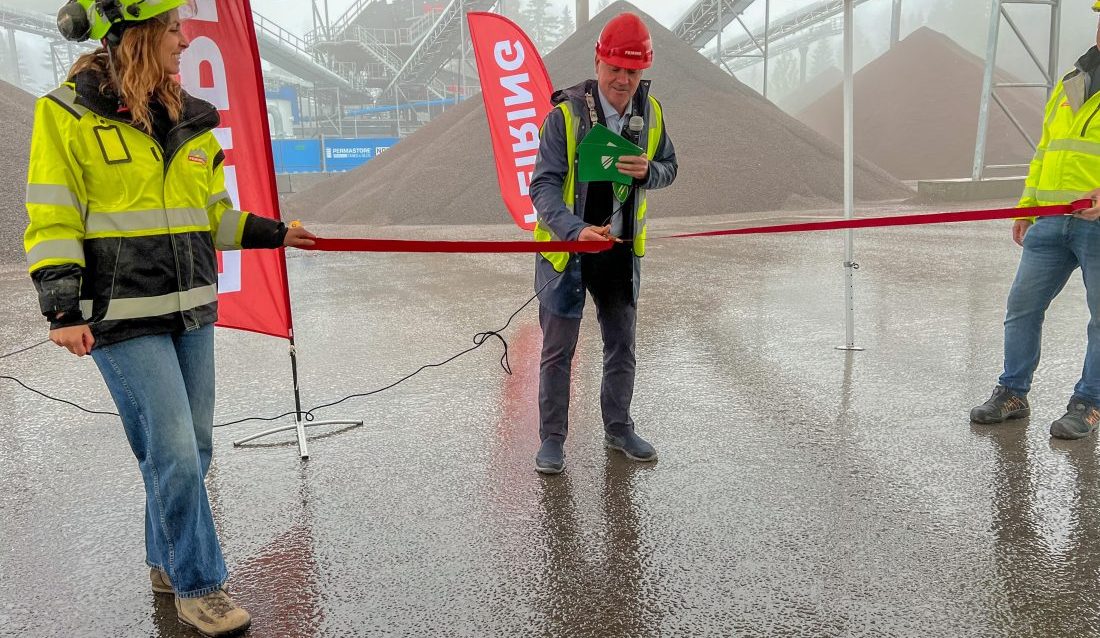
288;336;309;456
228;0;362;457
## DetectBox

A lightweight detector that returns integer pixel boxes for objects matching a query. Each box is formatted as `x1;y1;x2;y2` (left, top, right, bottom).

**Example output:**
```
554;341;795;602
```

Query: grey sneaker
970;386;1030;424
175;589;251;637
150;567;173;595
605;430;658;462
535;438;565;474
1050;398;1100;440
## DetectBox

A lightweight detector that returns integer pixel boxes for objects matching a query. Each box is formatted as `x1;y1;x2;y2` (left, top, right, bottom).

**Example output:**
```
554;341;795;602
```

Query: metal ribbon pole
837;0;862;352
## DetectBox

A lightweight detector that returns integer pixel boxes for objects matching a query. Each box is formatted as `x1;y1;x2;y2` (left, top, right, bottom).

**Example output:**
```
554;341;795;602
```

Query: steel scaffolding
972;0;1061;180
719;0;872;66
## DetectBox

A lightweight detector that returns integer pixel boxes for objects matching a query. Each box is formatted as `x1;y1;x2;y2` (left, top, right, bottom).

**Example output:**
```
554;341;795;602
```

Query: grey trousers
538;282;637;442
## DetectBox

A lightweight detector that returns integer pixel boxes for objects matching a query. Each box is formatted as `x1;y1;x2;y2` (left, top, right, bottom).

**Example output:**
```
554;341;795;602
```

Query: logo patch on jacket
187;149;208;166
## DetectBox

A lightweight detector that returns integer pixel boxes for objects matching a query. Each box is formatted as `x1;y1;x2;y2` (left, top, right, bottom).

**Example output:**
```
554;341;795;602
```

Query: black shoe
535;438;565;474
970;386;1030;424
1050;398;1100;440
605;430;658;462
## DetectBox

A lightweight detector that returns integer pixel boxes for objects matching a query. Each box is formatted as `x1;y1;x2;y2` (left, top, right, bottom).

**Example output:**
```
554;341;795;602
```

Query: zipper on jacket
163;112;215;171
94;113;203;311
1082;101;1100;136
162;113;216;330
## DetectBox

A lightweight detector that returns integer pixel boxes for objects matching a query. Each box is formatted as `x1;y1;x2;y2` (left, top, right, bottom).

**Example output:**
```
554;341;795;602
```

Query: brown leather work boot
150;568;173;594
175;590;251;637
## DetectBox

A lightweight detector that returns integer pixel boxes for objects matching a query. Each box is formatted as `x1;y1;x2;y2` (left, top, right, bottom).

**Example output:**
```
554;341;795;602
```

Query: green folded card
579;123;642;152
577;124;643;186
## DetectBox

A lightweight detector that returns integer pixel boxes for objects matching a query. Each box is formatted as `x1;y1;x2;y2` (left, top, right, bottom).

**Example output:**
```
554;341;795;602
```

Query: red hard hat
595;12;653;70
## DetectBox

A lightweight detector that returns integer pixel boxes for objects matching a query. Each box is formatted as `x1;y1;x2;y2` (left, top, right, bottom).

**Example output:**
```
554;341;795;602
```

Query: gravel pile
776;67;843;115
0;80;36;265
287;1;912;227
797;27;1045;181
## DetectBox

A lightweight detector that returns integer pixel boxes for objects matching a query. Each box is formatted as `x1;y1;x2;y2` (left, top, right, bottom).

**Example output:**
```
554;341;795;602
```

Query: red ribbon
304;237;613;253
300;200;1096;253
664;200;1094;239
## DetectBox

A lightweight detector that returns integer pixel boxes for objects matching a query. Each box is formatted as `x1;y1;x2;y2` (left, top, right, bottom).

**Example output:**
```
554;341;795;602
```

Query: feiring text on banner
179;0;293;340
467;12;554;232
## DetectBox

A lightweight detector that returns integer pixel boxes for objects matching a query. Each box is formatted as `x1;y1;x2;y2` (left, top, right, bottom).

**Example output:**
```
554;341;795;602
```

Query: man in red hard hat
528;11;678;474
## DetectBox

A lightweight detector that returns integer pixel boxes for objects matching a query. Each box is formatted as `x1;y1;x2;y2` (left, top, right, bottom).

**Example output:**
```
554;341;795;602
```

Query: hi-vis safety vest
1021;58;1100;210
24;81;250;342
532;95;664;272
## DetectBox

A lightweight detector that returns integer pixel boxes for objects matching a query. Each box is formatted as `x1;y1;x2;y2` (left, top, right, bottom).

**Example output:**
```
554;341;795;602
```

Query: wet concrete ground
3;200;1100;637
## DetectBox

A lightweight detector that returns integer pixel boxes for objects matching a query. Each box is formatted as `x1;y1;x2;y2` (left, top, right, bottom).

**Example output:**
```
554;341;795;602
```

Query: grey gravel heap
798;27;1044;181
1;80;36;265
287;1;912;227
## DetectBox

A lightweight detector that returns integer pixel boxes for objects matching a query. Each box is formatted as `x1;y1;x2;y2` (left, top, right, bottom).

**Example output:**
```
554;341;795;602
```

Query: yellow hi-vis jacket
529;79;678;319
1020;47;1100;213
533;94;665;269
24;69;287;347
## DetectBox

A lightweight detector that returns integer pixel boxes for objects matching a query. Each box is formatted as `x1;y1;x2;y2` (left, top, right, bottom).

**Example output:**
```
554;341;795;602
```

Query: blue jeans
91;324;227;598
1000;216;1100;404
539;280;637;442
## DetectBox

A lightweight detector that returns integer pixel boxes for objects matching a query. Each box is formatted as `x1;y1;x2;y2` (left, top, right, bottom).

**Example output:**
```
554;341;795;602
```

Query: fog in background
0;0;1096;109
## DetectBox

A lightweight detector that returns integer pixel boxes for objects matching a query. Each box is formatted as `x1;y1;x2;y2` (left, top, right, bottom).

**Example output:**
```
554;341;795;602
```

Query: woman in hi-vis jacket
26;2;315;635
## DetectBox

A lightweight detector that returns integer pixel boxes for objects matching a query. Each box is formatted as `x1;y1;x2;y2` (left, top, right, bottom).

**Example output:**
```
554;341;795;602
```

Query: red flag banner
179;0;293;340
467;12;554;232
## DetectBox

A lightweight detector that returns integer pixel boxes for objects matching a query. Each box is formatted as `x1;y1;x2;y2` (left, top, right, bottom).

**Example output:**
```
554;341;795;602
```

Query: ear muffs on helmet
56;0;92;42
56;0;140;45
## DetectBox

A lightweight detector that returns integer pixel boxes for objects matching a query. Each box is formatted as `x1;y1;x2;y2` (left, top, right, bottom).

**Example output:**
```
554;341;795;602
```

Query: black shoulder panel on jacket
44;86;87;120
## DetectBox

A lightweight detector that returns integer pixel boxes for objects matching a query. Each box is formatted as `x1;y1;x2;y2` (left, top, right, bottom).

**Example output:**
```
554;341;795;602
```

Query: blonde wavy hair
68;12;183;133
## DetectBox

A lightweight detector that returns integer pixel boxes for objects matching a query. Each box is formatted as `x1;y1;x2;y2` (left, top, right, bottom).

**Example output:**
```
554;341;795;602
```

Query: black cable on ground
0;339;49;360
214;275;555;428
1;276;558;428
0;338;121;417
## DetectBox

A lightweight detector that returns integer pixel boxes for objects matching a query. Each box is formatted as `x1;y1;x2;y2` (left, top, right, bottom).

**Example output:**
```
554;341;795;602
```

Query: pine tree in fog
768;51;799;101
808;39;836;77
549;5;574;50
515;0;564;53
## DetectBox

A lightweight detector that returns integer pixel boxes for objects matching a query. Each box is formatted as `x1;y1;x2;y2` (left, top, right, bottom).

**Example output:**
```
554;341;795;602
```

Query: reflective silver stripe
208;190;231;207
26;239;84;268
46;86;88;117
216;209;246;249
1047;139;1100;155
1035;189;1089;203
83;284;219;322
85;208;209;234
26;183;85;215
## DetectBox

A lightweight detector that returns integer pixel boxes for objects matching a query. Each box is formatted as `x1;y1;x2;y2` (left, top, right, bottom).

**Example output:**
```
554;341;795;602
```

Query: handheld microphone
626;115;644;147
613;115;646;242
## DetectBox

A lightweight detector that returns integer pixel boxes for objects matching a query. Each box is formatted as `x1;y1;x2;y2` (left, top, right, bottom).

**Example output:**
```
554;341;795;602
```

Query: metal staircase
383;0;497;95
